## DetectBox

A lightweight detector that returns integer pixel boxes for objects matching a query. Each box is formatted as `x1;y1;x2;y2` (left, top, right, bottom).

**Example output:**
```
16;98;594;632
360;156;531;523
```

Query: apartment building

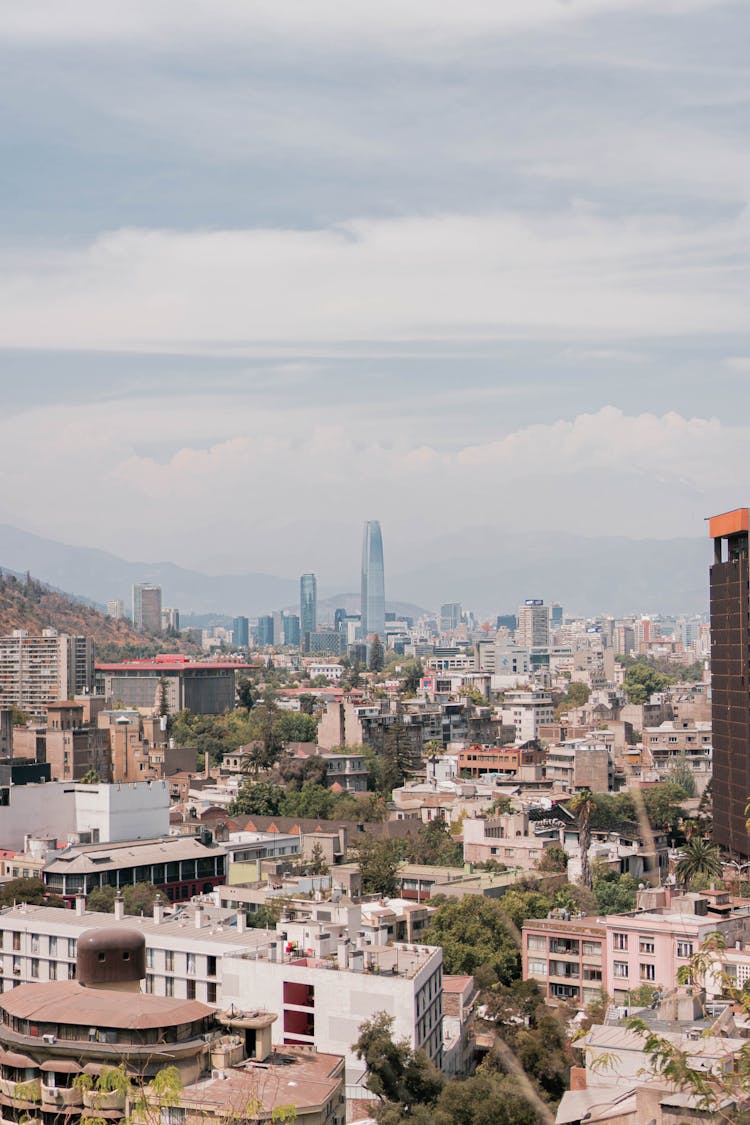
0;630;94;715
544;739;614;793
0;898;442;1092
462;811;557;871
522;915;607;1007
457;743;545;780
498;690;554;743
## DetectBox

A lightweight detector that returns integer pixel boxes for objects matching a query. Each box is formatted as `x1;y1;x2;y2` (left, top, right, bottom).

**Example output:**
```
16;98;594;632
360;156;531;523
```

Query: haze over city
1;0;748;590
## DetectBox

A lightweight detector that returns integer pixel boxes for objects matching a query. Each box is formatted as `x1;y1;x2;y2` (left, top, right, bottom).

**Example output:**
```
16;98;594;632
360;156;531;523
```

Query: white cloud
0;207;747;355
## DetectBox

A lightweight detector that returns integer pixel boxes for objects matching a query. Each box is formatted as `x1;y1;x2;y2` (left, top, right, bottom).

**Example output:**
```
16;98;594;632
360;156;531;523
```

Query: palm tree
570;788;597;890
675;837;722;888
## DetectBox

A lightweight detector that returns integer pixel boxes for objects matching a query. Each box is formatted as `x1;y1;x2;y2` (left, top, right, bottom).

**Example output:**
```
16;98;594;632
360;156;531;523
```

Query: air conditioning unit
42;1034;56;1044
210;1070;227;1081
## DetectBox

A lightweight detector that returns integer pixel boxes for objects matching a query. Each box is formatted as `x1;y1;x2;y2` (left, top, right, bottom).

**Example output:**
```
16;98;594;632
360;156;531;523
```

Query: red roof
96;656;253;672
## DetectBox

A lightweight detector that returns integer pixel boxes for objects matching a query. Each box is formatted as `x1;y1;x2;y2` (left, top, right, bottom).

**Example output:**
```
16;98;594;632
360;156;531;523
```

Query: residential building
307;662;344;682
106;598;125;619
132;582;162;632
300;573;318;648
498;689;554;742
0;708;12;756
0;631;94;715
516;599;550;649
42;834;226;903
0;923;345;1125
319;751;368;792
463;809;558;871
544;739;614;793
522;915;607;1007
160;606;180;631
232;615;249;647
709;507;750;855
457;743;544;780
361;520;385;640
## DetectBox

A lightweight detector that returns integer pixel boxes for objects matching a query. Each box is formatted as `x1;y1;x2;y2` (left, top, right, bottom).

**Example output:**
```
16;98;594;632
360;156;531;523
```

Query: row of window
612;933;693;958
0;932;77;957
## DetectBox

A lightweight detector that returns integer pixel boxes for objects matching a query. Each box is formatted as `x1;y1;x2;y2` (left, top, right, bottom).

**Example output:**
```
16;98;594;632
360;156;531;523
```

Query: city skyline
0;2;747;572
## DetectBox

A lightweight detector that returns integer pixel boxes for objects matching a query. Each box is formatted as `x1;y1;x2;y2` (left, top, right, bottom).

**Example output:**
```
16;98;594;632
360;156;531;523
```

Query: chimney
195;905;205;929
75;894;86;917
114;892;125;921
337;938;350;970
153;900;164;925
236;912;246;934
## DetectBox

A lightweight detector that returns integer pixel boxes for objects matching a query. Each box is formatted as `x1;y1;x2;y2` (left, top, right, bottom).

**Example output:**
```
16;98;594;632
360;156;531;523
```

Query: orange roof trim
709;508;749;539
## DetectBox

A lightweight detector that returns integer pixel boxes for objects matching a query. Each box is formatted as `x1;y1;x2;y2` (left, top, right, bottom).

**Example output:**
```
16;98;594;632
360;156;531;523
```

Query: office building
709;507;750;855
300;573;317;647
256;615;275;647
440;603;462;632
283;612;301;647
550;603;563;628
161;606;180;632
232;615;249;647
132;583;162;632
516;599;550;649
361;519;385;639
0;630;94;715
106;599;125;619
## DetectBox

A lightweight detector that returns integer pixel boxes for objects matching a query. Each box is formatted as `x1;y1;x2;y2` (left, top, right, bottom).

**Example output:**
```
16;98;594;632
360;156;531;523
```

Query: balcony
41;1085;83;1108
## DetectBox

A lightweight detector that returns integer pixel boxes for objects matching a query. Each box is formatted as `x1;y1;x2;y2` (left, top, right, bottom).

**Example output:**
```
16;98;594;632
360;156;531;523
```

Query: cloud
0;206;747;355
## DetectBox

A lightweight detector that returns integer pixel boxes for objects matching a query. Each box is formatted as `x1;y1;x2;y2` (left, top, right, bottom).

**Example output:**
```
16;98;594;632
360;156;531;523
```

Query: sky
0;0;748;586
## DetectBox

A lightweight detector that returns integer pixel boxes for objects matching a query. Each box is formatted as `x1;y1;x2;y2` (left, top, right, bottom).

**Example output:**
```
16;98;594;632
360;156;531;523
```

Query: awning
0;1052;38;1068
40;1060;82;1074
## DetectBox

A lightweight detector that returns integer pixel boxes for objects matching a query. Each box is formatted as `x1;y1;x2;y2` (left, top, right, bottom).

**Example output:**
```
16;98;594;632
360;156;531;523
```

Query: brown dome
76;928;146;986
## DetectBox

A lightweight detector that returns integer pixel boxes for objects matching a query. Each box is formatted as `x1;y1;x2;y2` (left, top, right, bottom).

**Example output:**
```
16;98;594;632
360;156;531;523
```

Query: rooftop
179;1047;343;1117
0;979;212;1030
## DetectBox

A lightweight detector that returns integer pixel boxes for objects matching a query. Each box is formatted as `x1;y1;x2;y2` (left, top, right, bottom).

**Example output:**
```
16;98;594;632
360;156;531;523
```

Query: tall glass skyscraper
361;520;385;639
300;573;317;642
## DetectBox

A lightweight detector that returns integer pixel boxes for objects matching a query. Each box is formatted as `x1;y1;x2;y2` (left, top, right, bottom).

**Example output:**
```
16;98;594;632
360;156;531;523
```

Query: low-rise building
522;915;607;1007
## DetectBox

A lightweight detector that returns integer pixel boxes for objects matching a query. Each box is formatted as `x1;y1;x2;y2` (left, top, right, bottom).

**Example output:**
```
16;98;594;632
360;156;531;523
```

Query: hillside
0;570;158;651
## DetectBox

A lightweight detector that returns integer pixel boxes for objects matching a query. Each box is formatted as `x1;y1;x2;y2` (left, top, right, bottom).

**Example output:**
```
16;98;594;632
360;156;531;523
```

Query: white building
0;897;443;1094
516;601;550;649
498;690;554;743
0;780;169;851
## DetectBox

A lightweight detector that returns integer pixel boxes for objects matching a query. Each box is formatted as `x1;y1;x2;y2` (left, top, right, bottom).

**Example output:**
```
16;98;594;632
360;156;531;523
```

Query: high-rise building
300;573;317;649
283;613;301;648
256;615;275;647
440;603;462;632
709;508;750;856
0;630;94;714
132;583;162;632
106;599;125;620
516;599;550;649
361;520;385;639
161;607;180;632
550;603;564;628
232;616;249;647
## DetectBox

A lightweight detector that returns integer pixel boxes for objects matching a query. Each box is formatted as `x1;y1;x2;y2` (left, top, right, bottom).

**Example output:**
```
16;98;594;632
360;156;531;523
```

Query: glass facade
361;520;385;639
300;574;317;639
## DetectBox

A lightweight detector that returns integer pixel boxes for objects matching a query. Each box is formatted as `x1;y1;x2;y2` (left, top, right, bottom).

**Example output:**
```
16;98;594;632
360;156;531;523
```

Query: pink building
522;915;607;1007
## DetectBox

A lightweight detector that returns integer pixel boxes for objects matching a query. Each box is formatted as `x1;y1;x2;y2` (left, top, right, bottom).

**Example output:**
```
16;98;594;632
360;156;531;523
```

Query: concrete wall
0;782;77;849
73;780;169;842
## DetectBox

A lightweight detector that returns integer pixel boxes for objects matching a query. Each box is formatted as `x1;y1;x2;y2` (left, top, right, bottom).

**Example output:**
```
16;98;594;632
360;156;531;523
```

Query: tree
274;711;318;744
667;753;696;798
641;781;689;832
622;661;674;705
229;780;285;817
569;789;596;890
354;836;404;896
536;845;568;874
237;678;256;712
675;837;723;889
86;884;164;915
354;1012;443;1110
405;818;463;867
157;677;170;720
0;877;64;908
403;660;423;695
423;896;522;987
554;681;590;720
376;722;419;793
592;871;638;914
80;768;100;784
87;885;117;912
369;635;385;672
306;841;329;876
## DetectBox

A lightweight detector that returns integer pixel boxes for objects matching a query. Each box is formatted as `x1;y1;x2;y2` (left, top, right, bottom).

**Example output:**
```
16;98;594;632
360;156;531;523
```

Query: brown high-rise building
709;507;750;856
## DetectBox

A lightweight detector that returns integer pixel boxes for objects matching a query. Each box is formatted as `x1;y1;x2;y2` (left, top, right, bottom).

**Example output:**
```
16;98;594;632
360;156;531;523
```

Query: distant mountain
0;523;711;619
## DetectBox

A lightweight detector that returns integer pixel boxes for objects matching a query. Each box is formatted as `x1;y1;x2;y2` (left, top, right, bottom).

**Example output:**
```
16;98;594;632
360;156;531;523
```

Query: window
48;937;57;957
677;941;694;959
146;948;154;969
186;979;196;1000
207;982;217;1004
30;959;39;978
613;962;629;979
527;935;546;953
582;941;601;957
48;962;57;981
528;959;547;977
207;956;217;977
583;967;602;981
639;937;655;955
12;932;20;952
68;939;76;958
612;933;628;951
640;963;656;982
165;950;174;972
186;953;196;976
165;977;174;997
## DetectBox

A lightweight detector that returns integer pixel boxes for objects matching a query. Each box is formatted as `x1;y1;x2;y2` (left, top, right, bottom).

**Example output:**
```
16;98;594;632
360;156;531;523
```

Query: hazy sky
0;0;748;581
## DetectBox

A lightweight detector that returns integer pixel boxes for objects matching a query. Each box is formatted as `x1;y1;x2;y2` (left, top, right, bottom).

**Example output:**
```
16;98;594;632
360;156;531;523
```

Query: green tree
237;678;256;712
569;789;596;890
354;1012;444;1109
403;660;423;695
423;896;522;987
306;841;329;875
675;837;723;889
376;722;419;793
405;818;463;867
229;780;286;816
536;845;568;874
354;836;404;896
80;768;100;784
87;885;117;912
622;661;674;704
0;877;64;908
667;753;696;798
275;711;318;744
592;871;638;914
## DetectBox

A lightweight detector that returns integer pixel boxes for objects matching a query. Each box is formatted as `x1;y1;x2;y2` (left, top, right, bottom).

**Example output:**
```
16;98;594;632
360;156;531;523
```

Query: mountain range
0;523;711;619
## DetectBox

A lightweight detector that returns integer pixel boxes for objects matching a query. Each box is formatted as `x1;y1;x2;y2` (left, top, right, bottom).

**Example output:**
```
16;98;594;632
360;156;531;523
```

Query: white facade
0;780;169;851
498;690;554;743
